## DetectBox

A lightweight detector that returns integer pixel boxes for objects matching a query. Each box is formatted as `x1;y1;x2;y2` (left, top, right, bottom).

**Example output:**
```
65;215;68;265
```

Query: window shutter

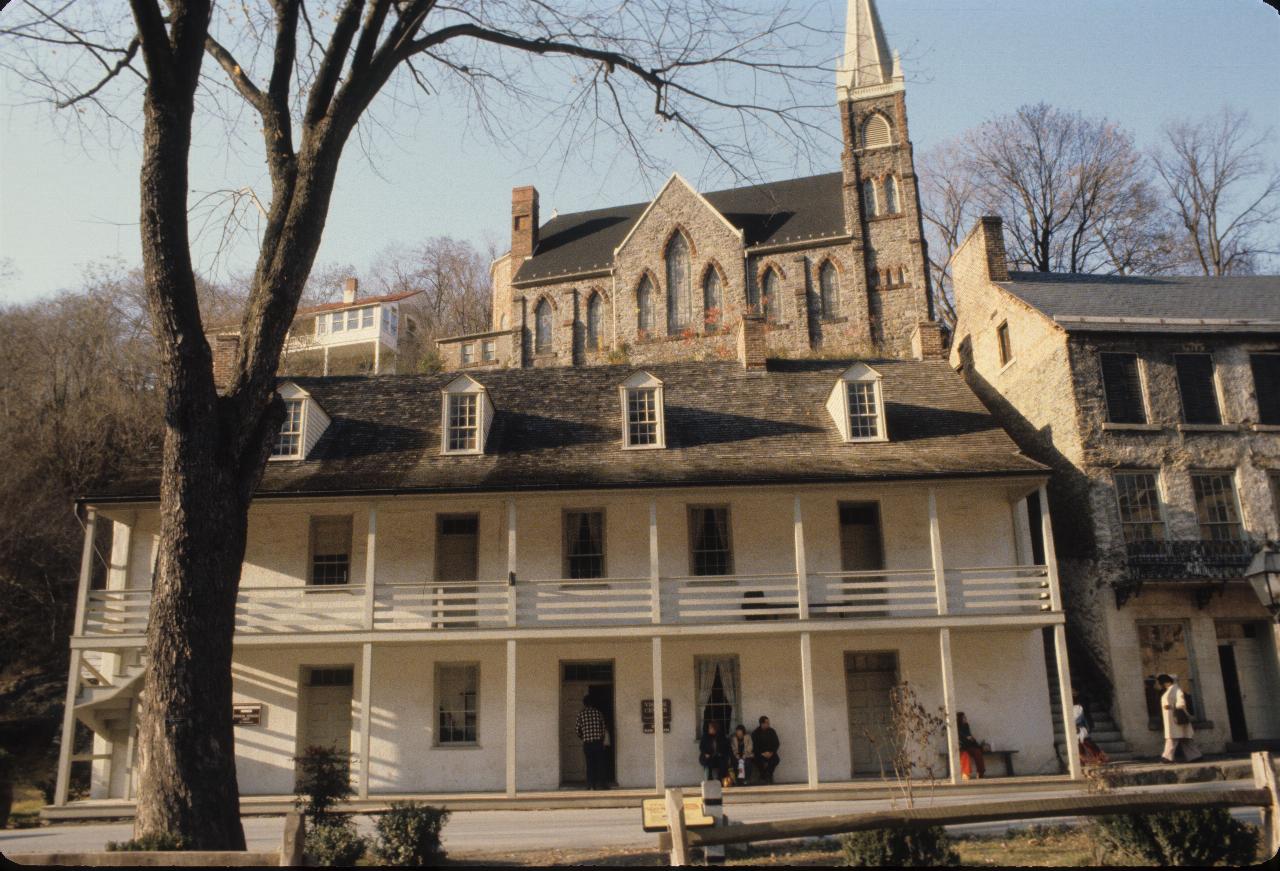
1174;354;1221;425
1100;353;1146;424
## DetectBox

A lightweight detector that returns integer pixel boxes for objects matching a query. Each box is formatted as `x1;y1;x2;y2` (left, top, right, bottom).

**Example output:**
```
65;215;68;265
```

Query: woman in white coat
1158;673;1203;763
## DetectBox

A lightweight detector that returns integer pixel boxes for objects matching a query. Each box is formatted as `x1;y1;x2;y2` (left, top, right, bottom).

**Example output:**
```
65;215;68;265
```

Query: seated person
728;724;753;786
750;715;781;784
957;712;986;780
699;721;729;782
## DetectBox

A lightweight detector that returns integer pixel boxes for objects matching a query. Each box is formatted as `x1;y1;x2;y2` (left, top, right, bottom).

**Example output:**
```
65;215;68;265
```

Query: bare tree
1;0;830;847
1152;108;1280;275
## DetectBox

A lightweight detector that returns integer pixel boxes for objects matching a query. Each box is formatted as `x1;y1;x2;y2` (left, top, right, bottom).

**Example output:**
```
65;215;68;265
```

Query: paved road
0;779;1262;857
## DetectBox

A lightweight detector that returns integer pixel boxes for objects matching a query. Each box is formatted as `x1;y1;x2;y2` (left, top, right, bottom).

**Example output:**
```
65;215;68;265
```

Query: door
298;666;354;768
436;514;479;626
1218;645;1248;743
837;502;886;616
559;661;616;786
845;651;898;776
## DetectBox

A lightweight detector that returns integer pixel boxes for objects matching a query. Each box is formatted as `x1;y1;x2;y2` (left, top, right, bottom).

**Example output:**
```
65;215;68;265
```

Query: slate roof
1000;272;1280;334
513;172;848;285
84;359;1044;502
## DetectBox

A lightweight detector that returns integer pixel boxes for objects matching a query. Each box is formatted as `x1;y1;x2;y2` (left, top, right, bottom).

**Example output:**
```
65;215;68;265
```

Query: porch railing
79;562;1056;639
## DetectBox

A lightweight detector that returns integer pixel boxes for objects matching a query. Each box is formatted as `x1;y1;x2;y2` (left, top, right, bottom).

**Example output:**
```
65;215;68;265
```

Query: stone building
436;0;933;371
950;216;1280;759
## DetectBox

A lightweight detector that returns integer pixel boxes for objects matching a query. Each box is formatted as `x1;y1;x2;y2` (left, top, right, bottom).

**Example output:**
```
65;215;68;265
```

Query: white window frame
827;363;888;443
619;371;666;450
440;374;492;456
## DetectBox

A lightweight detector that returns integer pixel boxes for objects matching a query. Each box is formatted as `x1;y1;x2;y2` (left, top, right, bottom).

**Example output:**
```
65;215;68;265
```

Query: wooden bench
940;748;1020;777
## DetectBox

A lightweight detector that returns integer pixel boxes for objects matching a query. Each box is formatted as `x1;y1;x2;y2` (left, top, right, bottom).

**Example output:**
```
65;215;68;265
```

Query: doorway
559;661;616;786
844;651;898;777
297;666;354;778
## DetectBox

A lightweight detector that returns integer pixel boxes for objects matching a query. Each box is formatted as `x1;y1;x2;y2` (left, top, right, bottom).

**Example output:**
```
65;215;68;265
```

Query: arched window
534;298;552;354
819;261;840;319
702;268;722;331
761;268;781;324
665;232;692;334
636;275;655;336
862;114;892;149
883;176;900;214
863;179;879;218
585;292;604;351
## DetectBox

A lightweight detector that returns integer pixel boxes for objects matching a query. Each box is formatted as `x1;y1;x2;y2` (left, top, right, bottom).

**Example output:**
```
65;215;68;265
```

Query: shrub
840;826;959;866
105;832;188;851
1092;808;1259;866
294;745;353;822
373;801;451;865
305;819;368;867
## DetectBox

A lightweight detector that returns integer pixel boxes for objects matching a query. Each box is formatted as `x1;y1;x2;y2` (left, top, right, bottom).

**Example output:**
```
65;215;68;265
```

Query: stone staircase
1042;630;1137;766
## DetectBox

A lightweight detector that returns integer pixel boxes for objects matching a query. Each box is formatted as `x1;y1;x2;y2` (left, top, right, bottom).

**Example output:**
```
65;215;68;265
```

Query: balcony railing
1124;539;1259;582
79;564;1053;639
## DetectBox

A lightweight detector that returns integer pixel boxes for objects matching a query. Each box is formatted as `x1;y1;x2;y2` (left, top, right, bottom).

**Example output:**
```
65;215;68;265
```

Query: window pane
565;511;605;579
690;507;732;576
703;270;722;331
666;233;692;334
1175;354;1221;425
311;516;352;585
1191;473;1243;541
637;277;654;336
447;393;479;451
273;399;304;457
1114;472;1165;543
819;262;840;319
436;664;478;744
535;300;552;354
1100;353;1146;424
1251;354;1280;425
626;388;659;446
847;381;880;439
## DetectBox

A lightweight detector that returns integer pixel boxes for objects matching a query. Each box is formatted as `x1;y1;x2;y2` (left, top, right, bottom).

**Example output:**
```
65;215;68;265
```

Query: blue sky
2;0;1278;304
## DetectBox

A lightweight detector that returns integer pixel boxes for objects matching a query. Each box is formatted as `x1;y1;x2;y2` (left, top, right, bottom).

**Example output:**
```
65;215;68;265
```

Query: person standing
575;694;610;789
1158;674;1202;763
751;715;781;784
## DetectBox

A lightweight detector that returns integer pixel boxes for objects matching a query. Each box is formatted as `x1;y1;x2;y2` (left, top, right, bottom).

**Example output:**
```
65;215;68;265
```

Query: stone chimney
212;334;240;392
511;186;540;260
342;277;358;304
911;321;946;360
737;315;767;369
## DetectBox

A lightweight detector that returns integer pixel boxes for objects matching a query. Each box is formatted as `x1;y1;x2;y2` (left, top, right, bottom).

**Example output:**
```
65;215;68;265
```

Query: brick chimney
511;186;540;260
342;277;358;304
212;334;240;392
737;315;767;369
911;321;946;360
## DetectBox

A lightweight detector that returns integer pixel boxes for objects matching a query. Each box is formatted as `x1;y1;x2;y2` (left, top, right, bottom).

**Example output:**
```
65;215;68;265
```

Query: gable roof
83;359;1043;503
513;172;848;285
999;272;1280;334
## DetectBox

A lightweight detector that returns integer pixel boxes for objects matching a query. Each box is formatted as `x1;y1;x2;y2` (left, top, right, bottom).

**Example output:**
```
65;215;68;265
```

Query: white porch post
364;504;378;630
649;499;661;624
1053;624;1083;779
652;636;665;790
358;642;373;798
938;628;961;785
507;499;518;627
928;489;949;615
799;632;819;788
506;639;518;797
1038;485;1062;611
793;496;809;620
56;508;97;806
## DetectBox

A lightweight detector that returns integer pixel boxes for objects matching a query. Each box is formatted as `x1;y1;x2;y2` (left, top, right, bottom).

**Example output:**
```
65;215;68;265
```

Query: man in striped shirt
575;695;609;789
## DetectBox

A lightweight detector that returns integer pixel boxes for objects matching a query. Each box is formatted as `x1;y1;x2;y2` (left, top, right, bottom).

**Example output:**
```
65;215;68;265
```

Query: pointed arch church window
883;176;900;214
534;298;552;354
761;268;781;324
586;292;604;351
665;232;692;334
636;275;655;337
819;261;840;319
703;268;722;331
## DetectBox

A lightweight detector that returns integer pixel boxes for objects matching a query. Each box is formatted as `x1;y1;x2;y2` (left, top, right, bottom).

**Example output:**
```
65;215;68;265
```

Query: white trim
612;173;743;257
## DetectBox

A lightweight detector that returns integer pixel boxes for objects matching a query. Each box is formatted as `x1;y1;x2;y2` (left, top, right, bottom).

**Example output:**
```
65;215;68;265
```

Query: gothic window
665;232;692;334
818;261;840;319
863;114;892;149
883;176;900;214
863;178;880;218
636;275;655;336
586;292;604;351
761;268;781;324
534;298;552;354
702;268;722;331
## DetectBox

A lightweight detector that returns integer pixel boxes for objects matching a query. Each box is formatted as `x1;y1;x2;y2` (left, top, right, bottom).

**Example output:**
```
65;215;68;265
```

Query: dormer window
273;399;304;458
620;371;665;449
827;363;888;443
441;374;494;455
270;383;329;460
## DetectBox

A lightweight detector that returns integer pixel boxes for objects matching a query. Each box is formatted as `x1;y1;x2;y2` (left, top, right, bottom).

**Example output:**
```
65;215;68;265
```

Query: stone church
436;0;936;371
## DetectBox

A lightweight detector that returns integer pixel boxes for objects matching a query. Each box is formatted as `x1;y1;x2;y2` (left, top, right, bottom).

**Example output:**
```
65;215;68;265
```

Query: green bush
293;745;353;822
1092;808;1259;866
105;832;188;851
305;819;368;867
840;826;959;866
373;801;451;865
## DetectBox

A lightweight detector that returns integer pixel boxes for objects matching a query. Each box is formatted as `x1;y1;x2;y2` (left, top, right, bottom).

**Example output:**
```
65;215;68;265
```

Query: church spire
836;0;903;99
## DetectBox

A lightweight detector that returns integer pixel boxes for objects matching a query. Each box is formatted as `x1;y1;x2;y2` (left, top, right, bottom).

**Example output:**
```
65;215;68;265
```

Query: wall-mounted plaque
641;699;671;734
232;703;263;726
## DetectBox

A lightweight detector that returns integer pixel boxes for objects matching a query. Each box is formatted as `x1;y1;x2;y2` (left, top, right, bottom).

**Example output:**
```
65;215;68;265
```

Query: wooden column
506;639;518;797
358;642;373;799
1053;624;1083;779
649;499;661;624
652;636;666;791
1039;485;1063;611
939;628;961;784
800;632;819;788
364;504;378;630
928;489;949;615
793;496;809;620
56;508;97;806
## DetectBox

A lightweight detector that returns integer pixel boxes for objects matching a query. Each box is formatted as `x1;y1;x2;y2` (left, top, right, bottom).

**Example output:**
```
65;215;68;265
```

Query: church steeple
836;0;903;99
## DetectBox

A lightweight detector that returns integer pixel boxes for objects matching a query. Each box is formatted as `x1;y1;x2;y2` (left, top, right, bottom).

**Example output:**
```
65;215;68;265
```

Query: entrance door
844;651;898;777
1218;645;1248;743
436;515;479;626
559;661;616;786
299;666;354;765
